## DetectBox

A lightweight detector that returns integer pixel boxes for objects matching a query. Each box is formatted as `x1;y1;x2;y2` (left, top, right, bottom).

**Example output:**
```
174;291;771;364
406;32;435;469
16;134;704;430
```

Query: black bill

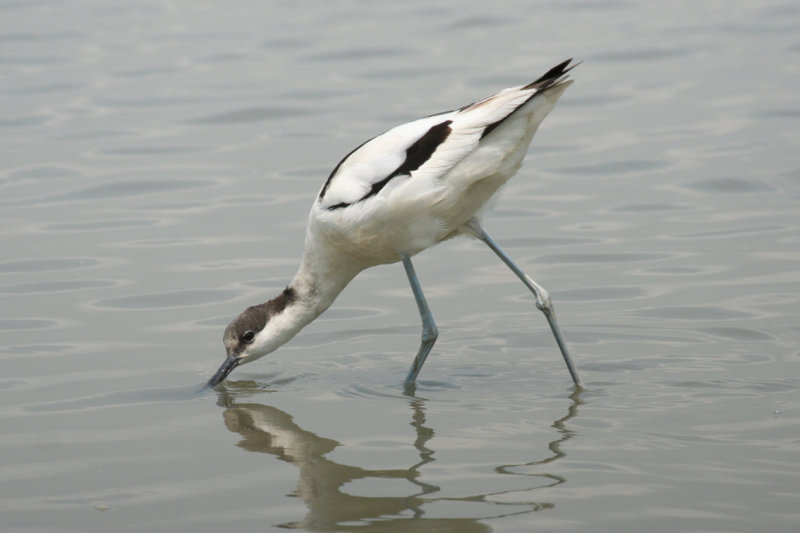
208;355;240;387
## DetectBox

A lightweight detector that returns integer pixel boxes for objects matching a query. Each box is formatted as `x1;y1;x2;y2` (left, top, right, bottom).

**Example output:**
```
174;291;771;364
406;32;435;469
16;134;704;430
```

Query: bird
208;59;583;389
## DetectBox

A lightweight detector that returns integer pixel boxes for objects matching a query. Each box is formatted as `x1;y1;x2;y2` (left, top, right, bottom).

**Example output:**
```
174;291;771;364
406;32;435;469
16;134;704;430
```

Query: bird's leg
402;254;439;387
468;221;583;388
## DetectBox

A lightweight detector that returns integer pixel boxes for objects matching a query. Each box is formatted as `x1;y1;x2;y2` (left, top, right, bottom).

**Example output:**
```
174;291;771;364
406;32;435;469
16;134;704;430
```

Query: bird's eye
242;330;255;343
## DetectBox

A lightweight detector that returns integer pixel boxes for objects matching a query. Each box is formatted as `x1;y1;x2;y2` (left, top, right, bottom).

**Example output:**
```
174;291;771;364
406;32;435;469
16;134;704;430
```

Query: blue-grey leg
468;221;583;388
402;254;439;386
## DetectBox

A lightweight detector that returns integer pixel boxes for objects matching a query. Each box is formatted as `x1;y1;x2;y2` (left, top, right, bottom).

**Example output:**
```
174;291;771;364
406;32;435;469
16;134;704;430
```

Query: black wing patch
325;120;453;210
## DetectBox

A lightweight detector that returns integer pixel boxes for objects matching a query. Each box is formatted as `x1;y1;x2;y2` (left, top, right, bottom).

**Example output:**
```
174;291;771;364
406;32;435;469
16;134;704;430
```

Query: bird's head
208;287;298;386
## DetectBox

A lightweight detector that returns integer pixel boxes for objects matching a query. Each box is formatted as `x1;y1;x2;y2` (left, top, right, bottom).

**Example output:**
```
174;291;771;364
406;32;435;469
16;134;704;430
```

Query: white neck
247;216;367;361
257;237;362;354
291;235;364;319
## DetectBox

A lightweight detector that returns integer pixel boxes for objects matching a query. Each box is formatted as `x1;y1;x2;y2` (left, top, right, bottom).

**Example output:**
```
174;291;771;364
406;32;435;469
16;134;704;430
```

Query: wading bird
209;59;583;388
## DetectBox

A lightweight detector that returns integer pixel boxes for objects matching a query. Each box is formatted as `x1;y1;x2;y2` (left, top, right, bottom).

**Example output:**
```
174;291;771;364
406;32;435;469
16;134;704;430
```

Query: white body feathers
298;77;573;305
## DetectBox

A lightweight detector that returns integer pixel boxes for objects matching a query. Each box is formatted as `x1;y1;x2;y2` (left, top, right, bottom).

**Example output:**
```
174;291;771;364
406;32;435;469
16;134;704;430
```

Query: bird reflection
495;389;583;493
215;387;582;531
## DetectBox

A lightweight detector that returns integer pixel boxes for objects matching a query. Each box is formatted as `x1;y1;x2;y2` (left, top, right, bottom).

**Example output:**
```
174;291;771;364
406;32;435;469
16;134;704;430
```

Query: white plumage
209;59;583;389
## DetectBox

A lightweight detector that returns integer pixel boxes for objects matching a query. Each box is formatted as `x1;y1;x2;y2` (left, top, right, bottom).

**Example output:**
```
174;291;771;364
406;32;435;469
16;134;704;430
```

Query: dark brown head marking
223;287;296;356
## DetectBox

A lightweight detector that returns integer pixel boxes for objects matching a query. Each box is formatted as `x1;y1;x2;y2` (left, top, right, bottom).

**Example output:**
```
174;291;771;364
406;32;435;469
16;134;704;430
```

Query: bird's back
310;62;575;267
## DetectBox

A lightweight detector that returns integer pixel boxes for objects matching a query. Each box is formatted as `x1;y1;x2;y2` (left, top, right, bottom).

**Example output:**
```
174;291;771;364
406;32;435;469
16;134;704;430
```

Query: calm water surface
2;1;799;531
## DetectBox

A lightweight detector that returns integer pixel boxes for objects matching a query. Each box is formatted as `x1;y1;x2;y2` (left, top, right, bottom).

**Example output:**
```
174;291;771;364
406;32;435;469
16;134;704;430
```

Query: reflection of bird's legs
405;396;438;501
495;387;584;500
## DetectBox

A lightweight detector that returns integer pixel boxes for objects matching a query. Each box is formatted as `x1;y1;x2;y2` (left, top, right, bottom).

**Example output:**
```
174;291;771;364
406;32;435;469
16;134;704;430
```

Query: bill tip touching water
209;59;583;389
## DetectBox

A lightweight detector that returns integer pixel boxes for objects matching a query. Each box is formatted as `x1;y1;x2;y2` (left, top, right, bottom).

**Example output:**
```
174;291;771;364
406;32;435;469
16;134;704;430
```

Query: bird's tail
524;59;580;91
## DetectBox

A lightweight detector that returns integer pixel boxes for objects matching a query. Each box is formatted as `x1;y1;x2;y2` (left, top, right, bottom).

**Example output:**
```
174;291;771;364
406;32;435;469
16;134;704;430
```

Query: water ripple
636;305;756;320
540;252;672;264
189;107;313;124
678;176;774;194
0;257;104;272
0;318;60;330
93;289;239;310
556;159;670;175
0;279;118;295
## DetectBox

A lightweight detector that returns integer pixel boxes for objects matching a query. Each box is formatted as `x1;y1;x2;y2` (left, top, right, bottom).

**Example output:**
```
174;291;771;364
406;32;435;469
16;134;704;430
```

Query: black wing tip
525;59;580;90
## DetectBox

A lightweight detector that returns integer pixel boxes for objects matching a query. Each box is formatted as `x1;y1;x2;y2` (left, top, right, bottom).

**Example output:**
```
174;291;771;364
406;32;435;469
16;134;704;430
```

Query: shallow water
2;1;799;531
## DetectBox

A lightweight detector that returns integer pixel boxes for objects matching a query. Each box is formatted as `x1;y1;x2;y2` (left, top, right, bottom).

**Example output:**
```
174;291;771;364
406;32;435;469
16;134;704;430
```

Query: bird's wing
316;112;457;210
317;60;575;211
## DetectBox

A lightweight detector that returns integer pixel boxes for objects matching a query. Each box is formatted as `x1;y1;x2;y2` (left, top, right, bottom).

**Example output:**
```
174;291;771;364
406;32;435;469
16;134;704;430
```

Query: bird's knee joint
422;325;438;344
535;295;554;313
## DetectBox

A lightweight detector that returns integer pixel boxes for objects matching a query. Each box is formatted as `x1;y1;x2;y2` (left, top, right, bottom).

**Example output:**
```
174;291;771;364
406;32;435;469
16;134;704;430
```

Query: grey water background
2;1;799;531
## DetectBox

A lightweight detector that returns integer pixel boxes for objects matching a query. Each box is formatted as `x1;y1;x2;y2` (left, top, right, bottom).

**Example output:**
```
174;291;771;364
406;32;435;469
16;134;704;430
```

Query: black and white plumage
209;59;582;388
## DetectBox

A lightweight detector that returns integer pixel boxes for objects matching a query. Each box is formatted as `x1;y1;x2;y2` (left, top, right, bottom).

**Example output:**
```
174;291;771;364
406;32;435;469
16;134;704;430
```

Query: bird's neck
287;239;364;325
253;251;359;358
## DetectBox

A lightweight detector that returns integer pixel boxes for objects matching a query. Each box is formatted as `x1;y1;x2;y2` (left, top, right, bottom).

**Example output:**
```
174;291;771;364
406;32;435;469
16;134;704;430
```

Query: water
2;1;799;531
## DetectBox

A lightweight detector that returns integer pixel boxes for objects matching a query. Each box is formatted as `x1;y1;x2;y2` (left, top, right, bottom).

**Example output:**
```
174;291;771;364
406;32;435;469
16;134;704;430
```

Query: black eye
242;330;255;343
